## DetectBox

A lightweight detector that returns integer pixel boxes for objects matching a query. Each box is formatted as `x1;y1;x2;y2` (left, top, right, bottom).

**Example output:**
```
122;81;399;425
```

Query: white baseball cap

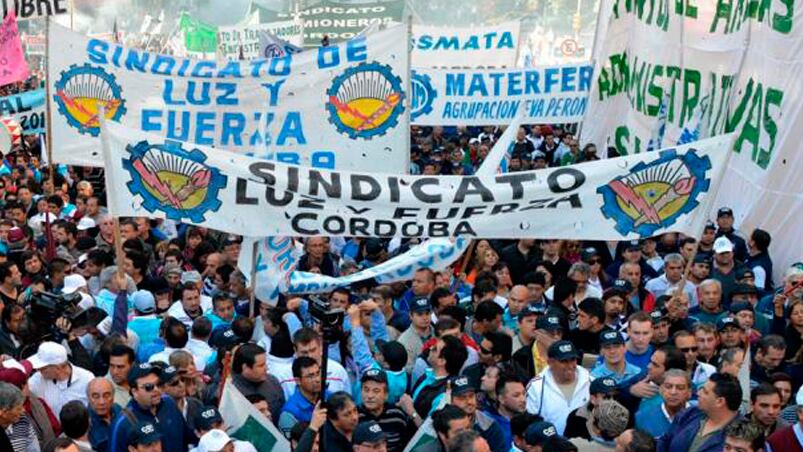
713;236;734;254
28;342;68;369
198;429;232;452
62;274;88;295
76;217;96;231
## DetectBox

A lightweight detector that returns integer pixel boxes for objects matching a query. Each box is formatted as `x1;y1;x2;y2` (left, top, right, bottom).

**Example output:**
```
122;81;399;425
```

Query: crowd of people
0;71;802;452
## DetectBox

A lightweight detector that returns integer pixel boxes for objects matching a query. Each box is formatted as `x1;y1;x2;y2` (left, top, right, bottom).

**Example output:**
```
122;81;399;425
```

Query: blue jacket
108;395;194;452
635;401;672;438
89;403;121;452
657;406;740;452
351;323;407;405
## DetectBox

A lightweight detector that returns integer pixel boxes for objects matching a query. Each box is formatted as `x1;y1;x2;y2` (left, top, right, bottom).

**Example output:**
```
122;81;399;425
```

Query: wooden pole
248;241;258;318
113;218;125;278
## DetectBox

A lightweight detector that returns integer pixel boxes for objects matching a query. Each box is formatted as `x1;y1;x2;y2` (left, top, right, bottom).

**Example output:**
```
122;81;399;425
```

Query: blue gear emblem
325;61;406;140
52;63;127;137
410;70;436;121
123;140;228;223
597;149;712;237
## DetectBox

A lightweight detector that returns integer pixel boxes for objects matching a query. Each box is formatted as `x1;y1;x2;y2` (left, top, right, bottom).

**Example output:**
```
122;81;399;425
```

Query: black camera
308;295;345;343
27;290;84;341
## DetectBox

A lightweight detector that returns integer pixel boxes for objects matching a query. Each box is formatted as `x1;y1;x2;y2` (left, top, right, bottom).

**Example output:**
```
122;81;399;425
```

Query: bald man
503;285;531;333
86;378;121;452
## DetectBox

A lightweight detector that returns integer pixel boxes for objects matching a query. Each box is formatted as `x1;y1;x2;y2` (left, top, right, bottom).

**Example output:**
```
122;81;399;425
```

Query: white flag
219;379;291;451
258;30;303;59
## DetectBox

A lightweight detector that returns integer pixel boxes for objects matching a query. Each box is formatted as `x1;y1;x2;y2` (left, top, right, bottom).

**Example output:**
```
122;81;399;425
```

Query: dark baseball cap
127;362;160;387
524;421;558;446
590;376;618;395
128;422;162;446
353;421;387;445
547;340;579;360
361;368;388;385
694;254;713;265
624;240;641;251
604;279;632;298
600;330;625;347
210;327;241;349
649;308;667;324
451;376;476;396
518;303;546;321
536;315;562;331
194;406;223;431
581;247;599;262
732;283;759;296
410;296;431;313
729;302;753;314
718;207;734;217
159;366;179;385
735;268;756;280
717;317;740;332
704;221;717;231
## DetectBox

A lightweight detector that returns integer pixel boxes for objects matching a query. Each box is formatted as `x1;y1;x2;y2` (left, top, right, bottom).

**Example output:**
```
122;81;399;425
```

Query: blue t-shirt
626;345;654;371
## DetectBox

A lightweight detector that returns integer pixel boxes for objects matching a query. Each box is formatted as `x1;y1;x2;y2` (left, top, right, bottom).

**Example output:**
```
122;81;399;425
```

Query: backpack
413;377;449;418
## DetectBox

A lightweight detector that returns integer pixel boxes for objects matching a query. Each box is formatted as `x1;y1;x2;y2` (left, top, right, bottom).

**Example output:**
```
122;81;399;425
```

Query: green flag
179;12;218;53
218;378;290;451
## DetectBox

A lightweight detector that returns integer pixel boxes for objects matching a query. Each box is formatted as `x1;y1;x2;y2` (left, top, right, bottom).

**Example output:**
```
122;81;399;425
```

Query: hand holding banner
0;11;29;86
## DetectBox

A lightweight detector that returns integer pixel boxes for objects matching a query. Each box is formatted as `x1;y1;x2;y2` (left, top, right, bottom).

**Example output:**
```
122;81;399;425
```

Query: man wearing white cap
196;429;256;452
712;236;739;302
27;341;94;416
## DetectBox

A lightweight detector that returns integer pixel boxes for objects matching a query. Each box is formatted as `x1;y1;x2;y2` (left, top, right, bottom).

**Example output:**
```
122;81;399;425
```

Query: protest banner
101;119;732;240
219;379;291;451
219;18;304;60
0;11;29;86
410;64;592;125
583;0;803;279
239;236;468;302
21;34;45;55
0;89;45;135
1;0;69;21
48;22;409;172
411;21;520;68
264;0;405;47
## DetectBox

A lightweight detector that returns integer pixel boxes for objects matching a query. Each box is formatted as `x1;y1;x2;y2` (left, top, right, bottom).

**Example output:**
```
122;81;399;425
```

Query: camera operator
0;303;25;358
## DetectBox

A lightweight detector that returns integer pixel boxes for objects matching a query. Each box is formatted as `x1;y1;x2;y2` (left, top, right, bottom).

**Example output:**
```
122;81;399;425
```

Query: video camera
26;290;85;342
308;295;345;343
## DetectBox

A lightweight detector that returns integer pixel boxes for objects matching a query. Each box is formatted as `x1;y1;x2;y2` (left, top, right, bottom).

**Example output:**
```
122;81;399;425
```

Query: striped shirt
358;404;413;452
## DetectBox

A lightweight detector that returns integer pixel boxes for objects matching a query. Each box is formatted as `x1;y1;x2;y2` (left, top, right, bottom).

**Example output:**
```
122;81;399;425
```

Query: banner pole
405;14;413;176
248;240;258;318
44;17;54;188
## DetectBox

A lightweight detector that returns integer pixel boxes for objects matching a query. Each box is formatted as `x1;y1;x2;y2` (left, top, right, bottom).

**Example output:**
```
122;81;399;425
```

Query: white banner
218;18;304;60
2;0;69;20
411;21;520;68
239;237;468;302
101;119;732;240
583;0;803;279
48;22;409;172
410;63;592;126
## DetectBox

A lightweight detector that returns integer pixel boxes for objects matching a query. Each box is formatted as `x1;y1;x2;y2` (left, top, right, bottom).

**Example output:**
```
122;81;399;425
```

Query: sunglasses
139;383;157;392
167;379;183;387
588;259;601;265
679;347;699;353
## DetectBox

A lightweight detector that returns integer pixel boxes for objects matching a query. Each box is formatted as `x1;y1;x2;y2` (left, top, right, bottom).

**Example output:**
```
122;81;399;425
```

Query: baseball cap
718;207;734;217
159;366;179;385
410;296;431;313
604;279;632;299
532;151;546;161
62;274;87;295
209;327;241;349
735;268;755;280
353;421;387;445
194;406;224;431
729;302;753;314
536;314;562;331
198;429;232;452
127;362;160;387
27;342;68;369
590;376;618;395
581;247;599;262
181;270;203;284
524;421;558;446
624;240;641;251
713;236;734;254
600;330;625;347
694;254;713;265
132;290;156;314
649;308;667;324
518;303;545;321
128;422;162;446
547;340;579;361
450;376;476;396
731;283;759;297
704;221;717;231
361;368;388;385
76;216;96;231
717;317;740;332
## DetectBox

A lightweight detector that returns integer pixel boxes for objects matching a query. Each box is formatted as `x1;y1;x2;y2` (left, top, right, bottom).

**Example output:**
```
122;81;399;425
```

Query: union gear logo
326;61;405;140
53;63;126;136
410;70;436;121
124;141;227;223
597;149;711;237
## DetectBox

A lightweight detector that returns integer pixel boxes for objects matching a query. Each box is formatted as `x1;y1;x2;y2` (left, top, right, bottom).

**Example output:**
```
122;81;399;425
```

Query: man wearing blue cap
126;421;162;452
591;331;641;383
565;377;618;440
511;303;543;354
108;363;194;452
353;421;388;452
525;340;591;435
449;376;506;451
357;369;416;452
398;296;434;373
523;421;558;452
